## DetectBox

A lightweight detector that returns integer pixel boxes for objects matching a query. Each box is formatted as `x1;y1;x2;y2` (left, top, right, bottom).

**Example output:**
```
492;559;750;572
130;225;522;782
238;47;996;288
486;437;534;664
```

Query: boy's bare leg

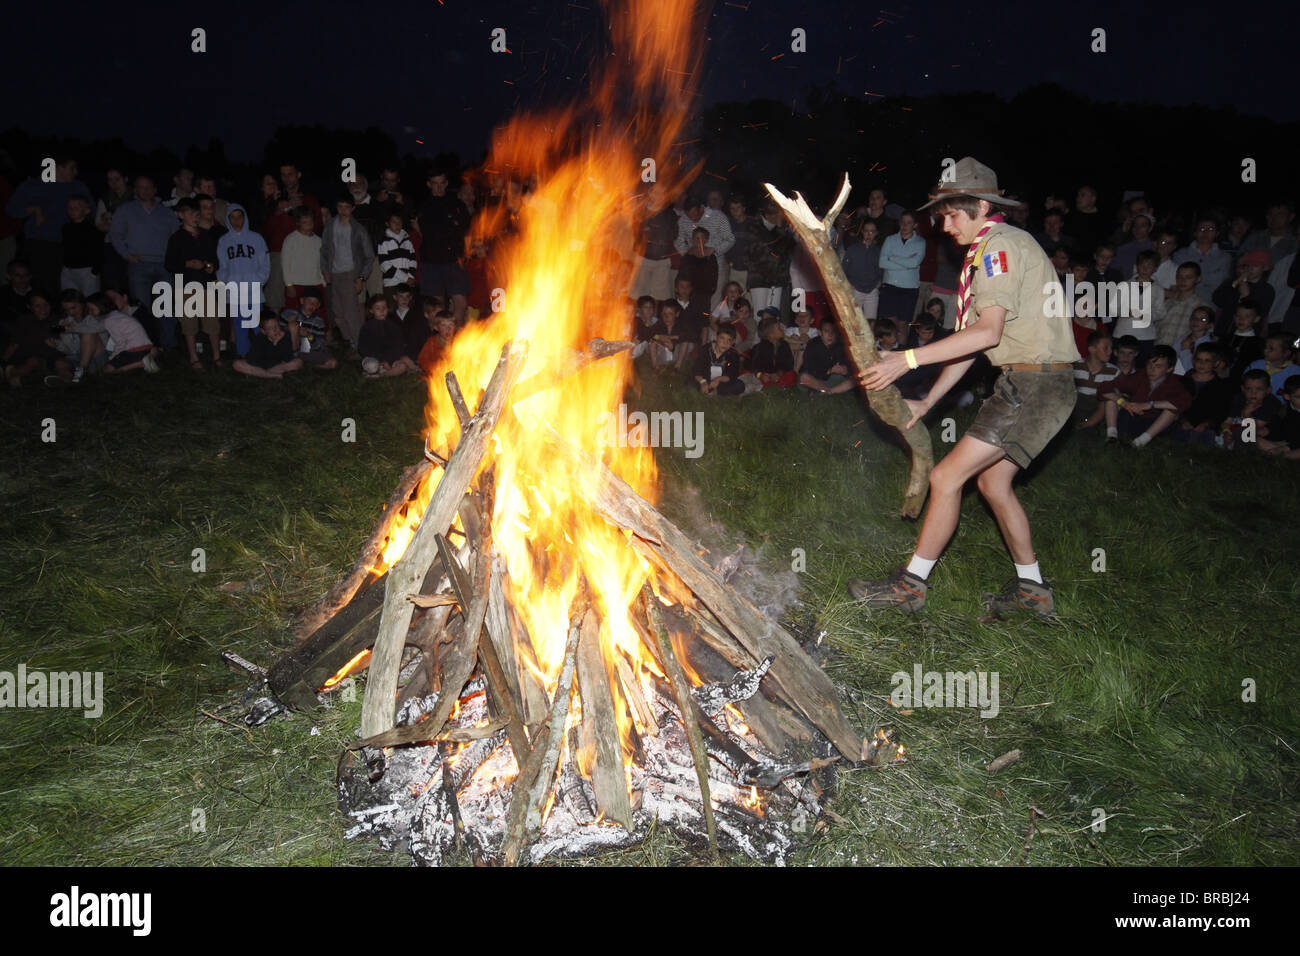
1103;398;1119;429
185;332;201;366
79;333;101;370
208;331;223;365
976;456;1036;563
912;435;1009;563
1142;409;1178;439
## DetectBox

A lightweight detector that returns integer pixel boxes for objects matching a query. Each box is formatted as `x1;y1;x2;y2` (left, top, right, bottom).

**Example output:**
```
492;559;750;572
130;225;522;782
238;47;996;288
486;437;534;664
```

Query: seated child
1245;332;1300;397
1221;368;1283;450
798;321;854;394
418;310;457;375
750;317;796;388
725;301;759;354
1173;343;1234;445
784;309;819;372
233;310;304;378
55;289;111;380
4;291;75;386
690;325;745;395
1072;329;1120;428
284;290;338;370
84;292;159;374
648;301;692;373
713;281;744;321
874;319;900;354
1112;334;1141;377
1099;344;1192;446
1258;374;1300;459
358;294;418;377
1175;306;1216;374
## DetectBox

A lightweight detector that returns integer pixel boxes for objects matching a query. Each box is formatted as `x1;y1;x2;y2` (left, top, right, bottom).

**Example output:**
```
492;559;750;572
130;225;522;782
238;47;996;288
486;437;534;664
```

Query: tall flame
373;0;707;763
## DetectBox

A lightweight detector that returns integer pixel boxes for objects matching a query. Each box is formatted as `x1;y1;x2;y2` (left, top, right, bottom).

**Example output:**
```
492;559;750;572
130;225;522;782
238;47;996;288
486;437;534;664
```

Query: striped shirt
1073;359;1120;397
377;229;417;287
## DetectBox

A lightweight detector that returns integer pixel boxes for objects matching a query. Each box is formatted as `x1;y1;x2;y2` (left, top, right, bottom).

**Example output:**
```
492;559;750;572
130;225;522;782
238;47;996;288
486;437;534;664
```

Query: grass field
1;356;1297;867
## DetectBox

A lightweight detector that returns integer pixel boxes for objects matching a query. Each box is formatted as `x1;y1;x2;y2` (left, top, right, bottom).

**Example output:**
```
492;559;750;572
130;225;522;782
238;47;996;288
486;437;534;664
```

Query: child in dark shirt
4;291;75;386
1258;375;1300;459
750;317;796;388
233;311;303;378
358;294;418;377
1222;369;1283;450
799;321;854;394
61;196;103;295
1174;344;1234;445
690;325;745;395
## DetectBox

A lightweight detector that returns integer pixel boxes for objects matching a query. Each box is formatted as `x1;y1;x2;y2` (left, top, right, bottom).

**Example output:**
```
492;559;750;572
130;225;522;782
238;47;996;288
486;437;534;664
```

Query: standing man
877;211;926;338
674;193;735;294
1173;219;1231;299
852;158;1079;620
109;176;179;346
5;156;93;295
630;183;678;304
321;194;375;349
95;168;133;293
415;169;471;323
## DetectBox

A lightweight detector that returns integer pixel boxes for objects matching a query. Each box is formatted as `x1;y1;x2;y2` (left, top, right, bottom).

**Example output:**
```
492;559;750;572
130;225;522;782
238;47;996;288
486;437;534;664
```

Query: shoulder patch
983;250;1009;277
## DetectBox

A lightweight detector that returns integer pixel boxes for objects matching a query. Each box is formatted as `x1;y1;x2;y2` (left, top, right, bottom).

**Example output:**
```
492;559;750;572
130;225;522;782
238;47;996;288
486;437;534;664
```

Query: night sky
8;0;1294;163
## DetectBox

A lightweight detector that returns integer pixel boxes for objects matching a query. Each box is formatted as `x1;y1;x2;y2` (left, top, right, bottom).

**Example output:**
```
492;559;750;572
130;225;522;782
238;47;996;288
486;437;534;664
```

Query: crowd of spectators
2;155;1298;458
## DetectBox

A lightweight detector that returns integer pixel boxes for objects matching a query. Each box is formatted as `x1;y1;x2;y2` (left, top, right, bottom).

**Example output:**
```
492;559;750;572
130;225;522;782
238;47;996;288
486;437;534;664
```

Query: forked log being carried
764;176;934;518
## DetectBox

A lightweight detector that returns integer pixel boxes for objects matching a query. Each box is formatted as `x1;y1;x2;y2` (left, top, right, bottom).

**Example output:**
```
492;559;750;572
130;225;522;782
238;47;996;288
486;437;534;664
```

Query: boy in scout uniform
851;157;1078;619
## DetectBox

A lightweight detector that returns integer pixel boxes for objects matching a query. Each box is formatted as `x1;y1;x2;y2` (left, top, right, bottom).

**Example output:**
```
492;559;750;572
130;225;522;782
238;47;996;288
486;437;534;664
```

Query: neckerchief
956;214;1004;330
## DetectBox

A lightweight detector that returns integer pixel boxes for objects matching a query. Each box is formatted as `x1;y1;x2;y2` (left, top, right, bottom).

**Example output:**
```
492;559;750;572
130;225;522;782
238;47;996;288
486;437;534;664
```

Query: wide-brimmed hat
918;157;1019;210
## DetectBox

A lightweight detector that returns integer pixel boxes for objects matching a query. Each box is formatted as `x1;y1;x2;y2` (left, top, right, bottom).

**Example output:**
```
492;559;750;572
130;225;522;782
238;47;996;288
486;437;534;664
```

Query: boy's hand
354;277;364;293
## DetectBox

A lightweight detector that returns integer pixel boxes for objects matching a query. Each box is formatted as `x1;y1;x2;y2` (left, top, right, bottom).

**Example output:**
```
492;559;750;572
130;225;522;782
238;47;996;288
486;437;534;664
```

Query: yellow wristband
904;348;919;370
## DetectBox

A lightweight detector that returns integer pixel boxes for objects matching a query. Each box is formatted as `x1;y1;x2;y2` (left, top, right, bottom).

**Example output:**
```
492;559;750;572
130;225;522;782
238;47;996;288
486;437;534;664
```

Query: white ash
341;678;819;866
692;655;773;717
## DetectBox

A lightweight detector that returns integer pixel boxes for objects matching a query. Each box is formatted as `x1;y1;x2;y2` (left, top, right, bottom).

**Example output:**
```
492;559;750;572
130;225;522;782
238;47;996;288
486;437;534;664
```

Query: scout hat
918;157;1019;210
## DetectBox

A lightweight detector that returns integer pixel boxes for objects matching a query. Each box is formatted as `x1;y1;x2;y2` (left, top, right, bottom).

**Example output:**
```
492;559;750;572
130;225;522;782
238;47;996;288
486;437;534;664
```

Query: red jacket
1099;369;1193;416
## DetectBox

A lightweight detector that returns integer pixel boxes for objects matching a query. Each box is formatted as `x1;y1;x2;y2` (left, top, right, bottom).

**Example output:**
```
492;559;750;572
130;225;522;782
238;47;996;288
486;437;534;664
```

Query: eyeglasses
1196;226;1217;233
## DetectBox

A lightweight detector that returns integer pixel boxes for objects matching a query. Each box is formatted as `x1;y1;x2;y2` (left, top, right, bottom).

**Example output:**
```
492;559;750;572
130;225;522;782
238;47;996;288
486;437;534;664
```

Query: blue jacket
5;177;93;241
217;203;270;286
110;199;178;261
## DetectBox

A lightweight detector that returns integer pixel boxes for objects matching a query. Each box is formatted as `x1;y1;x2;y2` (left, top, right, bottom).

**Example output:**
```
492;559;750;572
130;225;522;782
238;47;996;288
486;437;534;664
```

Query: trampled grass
1;356;1296;866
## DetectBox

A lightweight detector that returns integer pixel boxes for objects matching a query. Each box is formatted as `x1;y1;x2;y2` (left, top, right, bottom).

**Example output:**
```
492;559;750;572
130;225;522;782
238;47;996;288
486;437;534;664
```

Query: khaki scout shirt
969;222;1079;367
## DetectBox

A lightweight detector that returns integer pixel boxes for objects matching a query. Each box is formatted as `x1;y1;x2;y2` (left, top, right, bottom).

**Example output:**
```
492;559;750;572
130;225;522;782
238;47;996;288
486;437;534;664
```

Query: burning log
542;425;864;760
292;460;435;643
502;608;585;867
644;584;718;856
764;176;934;518
360;342;527;740
575;609;634;830
268;579;385;710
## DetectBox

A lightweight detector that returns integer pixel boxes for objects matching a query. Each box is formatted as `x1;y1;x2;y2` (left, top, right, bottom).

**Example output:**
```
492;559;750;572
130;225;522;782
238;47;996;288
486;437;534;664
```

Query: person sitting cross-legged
232;310;304;378
798;320;854;394
690;324;745;395
1098;344;1191;446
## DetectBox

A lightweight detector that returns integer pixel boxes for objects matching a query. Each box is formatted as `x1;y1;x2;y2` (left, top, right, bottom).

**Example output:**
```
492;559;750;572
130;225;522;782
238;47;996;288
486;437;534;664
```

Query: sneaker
847;568;927;611
981;578;1055;620
142;353;160;373
72;366;84;383
44;375;67;387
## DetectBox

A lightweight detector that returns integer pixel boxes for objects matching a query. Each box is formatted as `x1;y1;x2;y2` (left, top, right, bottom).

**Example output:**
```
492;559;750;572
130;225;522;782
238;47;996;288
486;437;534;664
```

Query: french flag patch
983;250;1009;277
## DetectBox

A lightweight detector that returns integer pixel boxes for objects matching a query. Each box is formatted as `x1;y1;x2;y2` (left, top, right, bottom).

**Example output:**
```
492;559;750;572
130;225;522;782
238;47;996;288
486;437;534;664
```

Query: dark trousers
878;284;919;332
22;238;62;296
101;244;128;294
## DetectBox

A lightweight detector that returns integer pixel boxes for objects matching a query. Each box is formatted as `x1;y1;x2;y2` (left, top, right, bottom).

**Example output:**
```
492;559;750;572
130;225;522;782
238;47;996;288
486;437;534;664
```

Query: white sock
1015;561;1043;584
1106;426;1118;438
906;555;937;580
1132;432;1152;448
